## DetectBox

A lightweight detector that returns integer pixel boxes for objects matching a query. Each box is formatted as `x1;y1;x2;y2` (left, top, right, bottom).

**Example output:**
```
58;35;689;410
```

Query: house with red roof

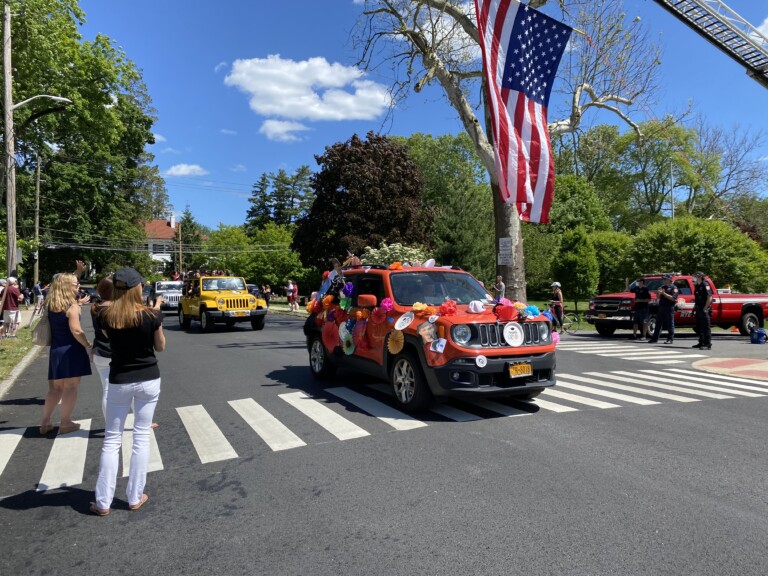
144;218;179;272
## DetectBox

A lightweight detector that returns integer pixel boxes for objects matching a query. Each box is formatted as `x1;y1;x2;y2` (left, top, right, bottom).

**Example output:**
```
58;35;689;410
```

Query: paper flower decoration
322;295;334;310
542;309;554;322
499;297;513;307
381;297;394;312
327;308;336;323
387;330;405;354
494;305;517;322
371;307;387;324
438;300;457;316
342;282;354;297
514;301;526;310
552;331;560;345
338;297;351;311
342;333;356;355
524;305;540;317
412;302;427;313
367;319;389;344
389;262;403;270
422;306;437;318
322;321;339;351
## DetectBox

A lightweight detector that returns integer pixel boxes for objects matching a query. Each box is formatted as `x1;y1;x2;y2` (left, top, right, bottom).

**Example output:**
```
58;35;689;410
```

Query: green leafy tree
546;175;612;235
521;226;561;299
245;173;273;234
205;225;256;278
553;226;599;310
293;132;433;270
179;207;207;270
590;230;634;293
249;222;307;289
632;217;768;292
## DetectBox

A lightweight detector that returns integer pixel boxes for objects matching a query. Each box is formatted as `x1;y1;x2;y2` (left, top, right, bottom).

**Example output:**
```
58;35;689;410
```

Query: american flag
475;0;572;223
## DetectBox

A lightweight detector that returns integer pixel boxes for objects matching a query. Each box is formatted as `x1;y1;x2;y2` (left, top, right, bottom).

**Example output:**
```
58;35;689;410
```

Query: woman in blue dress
39;273;92;435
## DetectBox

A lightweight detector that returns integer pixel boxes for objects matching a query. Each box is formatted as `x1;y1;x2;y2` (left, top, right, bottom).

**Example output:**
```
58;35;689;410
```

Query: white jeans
92;354;110;420
95;378;161;509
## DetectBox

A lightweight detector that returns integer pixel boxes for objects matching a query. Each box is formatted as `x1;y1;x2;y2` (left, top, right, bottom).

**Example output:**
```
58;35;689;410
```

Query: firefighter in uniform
649;274;678;344
692;271;712;350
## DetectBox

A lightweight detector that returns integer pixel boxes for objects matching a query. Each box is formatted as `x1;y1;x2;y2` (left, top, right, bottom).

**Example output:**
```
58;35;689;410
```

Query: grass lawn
0;319;40;382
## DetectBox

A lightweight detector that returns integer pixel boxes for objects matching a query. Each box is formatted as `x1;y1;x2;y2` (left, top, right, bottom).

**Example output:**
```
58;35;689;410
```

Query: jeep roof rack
342;264;388;271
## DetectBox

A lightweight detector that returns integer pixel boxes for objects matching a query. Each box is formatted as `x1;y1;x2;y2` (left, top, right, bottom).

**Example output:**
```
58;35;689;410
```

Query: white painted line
525;396;579;413
641;369;768;394
593;372;735;400
543;388;620;409
229;398;306;451
0;428;25;477
615;371;763;399
560;346;639;352
429;404;483;422
600;353;705;360
561;373;698;403
597;350;684;357
120;413;164;476
664;368;768;388
37;419;91;492
326;388;427;431
647;360;685;365
280;392;370;440
555;377;659;405
469;399;529;417
176;405;239;463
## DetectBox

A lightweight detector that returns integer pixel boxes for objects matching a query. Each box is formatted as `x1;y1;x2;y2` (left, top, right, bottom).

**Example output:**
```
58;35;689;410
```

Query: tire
308;336;336;380
646;315;657;337
251;316;266;331
179;308;191;329
389;351;432;411
200;309;215;332
739;311;760;336
595;323;615;337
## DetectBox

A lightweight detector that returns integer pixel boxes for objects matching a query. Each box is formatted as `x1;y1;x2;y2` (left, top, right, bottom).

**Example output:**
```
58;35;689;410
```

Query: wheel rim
392;358;415;404
310;340;325;373
747;315;758;332
201;313;208;329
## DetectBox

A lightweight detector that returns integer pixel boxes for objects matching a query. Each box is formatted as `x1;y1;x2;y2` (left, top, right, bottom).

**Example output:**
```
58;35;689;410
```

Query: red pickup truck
584;274;768;337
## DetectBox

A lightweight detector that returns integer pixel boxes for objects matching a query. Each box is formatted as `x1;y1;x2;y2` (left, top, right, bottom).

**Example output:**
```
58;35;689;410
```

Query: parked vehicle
303;265;556;411
179;276;268;331
148;280;183;312
585;273;768;336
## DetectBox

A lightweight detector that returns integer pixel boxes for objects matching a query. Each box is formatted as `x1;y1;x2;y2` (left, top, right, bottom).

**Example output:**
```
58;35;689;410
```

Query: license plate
508;363;532;378
228;311;247;317
598;313;606;319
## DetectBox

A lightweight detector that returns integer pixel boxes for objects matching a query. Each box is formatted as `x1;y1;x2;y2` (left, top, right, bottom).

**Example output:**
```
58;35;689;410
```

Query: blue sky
78;0;768;229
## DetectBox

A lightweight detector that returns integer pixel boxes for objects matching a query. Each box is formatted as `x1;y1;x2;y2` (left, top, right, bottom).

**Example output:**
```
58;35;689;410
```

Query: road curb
691;357;768;381
0;344;42;400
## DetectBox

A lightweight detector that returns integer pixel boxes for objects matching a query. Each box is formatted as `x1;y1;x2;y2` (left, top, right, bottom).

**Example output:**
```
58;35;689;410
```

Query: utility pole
178;220;182;274
33;153;40;285
4;0;16;277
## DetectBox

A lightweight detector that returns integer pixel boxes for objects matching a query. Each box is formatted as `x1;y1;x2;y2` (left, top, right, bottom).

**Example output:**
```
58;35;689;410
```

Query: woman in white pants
91;268;165;515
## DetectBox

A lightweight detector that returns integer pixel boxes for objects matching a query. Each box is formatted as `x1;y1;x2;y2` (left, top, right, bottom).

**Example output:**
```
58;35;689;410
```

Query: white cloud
153;133;167;143
160;147;181;154
224;55;391;122
230;164;247;172
164;164;209;177
757;16;768;38
220;129;237;136
214;61;228;73
259;120;311;142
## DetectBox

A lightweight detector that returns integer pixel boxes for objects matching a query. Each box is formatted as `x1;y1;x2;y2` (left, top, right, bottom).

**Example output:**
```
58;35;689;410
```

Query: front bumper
206;308;268;321
426;352;556;398
584;312;633;326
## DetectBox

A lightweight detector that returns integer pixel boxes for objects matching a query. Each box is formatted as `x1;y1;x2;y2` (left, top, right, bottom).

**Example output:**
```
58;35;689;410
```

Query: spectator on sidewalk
1;277;23;338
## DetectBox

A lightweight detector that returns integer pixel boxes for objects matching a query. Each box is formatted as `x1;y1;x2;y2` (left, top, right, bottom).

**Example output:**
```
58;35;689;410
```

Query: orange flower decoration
322;295;334;310
438;300;457;316
389;262;403;270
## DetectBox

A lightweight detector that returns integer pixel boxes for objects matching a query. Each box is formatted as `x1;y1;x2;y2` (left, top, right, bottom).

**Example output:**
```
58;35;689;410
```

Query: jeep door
352;274;386;366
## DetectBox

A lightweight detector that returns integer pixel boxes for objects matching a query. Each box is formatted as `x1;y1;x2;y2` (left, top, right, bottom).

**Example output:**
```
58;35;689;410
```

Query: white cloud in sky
259;120;311;142
160;147;181;154
153;133;166;143
220;129;237;136
224;55;391;122
214;61;228;73
230;164;247;172
164;163;209;177
757;16;768;38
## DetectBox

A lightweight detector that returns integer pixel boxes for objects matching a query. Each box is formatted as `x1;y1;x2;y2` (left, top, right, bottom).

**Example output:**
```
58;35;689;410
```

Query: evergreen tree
245;173;272;234
271;169;292;226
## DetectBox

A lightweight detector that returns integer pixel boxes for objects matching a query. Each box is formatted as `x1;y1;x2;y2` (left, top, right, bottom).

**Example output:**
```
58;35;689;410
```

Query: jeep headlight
538;321;550;342
249;297;256;305
451;324;472;345
218;298;225;308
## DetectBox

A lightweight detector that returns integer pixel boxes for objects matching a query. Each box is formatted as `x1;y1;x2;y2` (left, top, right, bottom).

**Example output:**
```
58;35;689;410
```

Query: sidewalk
692;357;768;381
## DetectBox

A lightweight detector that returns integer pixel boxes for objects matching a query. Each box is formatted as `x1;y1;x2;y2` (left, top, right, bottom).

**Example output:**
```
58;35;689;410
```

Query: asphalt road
1;312;767;575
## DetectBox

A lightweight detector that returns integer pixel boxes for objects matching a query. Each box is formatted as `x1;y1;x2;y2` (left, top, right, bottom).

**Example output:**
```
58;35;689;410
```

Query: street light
3;1;72;276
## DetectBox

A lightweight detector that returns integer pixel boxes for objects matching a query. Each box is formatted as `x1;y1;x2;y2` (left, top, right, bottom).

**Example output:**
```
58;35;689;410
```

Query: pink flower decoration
438;300;457;316
499;297;513;307
552;331;560;345
381;297;394;312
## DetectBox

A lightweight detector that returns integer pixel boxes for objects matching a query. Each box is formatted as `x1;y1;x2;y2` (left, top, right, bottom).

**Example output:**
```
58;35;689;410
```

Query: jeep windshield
156;282;182;292
390;271;493;306
202;278;246;291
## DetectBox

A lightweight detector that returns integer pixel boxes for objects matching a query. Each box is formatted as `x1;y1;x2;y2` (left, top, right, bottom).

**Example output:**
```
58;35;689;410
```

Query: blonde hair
102;283;155;329
47;273;78;313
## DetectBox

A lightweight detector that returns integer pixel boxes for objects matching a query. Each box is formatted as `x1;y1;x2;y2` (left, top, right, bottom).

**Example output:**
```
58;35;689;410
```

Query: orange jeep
303;264;557;411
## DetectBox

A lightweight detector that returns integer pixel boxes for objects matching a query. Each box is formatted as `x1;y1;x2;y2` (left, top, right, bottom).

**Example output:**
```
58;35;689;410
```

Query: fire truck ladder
653;0;768;89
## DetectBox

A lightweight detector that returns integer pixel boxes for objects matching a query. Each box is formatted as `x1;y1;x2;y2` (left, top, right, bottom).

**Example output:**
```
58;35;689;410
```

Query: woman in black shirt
91;268;165;515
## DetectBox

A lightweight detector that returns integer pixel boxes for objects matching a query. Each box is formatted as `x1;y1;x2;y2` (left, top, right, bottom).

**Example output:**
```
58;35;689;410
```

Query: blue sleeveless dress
48;309;92;380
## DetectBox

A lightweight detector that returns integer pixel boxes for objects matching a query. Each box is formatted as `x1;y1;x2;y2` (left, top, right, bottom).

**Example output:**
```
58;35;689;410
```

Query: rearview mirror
357;294;377;308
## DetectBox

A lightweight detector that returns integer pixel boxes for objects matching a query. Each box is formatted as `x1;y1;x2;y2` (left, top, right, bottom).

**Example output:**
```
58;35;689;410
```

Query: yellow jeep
178;276;267;331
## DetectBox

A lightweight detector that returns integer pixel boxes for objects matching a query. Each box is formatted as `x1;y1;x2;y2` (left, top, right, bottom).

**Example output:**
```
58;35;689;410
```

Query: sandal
58;422;81;435
89;503;110;516
129;493;149;511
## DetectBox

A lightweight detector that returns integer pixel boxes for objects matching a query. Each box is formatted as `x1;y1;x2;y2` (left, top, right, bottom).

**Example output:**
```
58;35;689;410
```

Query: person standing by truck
649;274;678;344
692;271;712;350
630;278;651;340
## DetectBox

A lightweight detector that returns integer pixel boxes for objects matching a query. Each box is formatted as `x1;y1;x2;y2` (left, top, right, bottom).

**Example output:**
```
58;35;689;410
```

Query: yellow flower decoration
412;302;427;313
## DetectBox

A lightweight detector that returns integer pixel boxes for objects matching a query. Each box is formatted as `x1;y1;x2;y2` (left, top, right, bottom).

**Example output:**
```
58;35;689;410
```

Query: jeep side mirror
357;294;377;308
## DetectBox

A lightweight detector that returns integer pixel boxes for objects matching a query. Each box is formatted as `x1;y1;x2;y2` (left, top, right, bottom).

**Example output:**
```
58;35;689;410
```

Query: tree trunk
492;184;526;301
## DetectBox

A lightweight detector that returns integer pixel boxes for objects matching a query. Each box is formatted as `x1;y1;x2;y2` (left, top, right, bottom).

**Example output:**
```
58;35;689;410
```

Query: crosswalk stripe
121;413;164;477
525;396;580;412
326;388;428;431
37;419;91;492
0;428;25;478
429;404;483;422
590;372;735;399
469;399;529;417
663;368;768;388
279;392;371;440
596;350;685;357
543;388;620;409
228;398;307;451
555;377;659;405
562;346;639;352
176;405;239;463
646;360;685;365
560;373;698;402
613;370;760;398
641;370;768;394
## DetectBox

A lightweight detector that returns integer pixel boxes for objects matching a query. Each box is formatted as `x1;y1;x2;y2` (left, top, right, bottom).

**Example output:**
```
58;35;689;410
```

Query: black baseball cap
694;271;705;277
662;274;672;280
113;267;143;289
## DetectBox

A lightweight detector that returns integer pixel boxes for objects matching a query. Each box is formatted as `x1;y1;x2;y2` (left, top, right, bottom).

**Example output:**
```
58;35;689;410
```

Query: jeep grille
163;294;181;304
476;322;546;348
224;297;251;310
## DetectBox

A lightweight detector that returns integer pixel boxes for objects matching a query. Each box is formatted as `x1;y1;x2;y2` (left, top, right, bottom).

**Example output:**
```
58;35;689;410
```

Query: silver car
149;280;183;311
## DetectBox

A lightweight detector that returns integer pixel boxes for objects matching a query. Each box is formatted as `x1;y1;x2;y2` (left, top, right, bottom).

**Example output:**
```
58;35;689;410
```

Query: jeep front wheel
200;309;215;332
179;308;191;329
390;351;432;411
309;336;335;380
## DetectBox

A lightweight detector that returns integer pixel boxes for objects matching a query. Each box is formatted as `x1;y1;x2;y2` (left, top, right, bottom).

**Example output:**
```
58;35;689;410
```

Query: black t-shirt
631;286;651;310
694;282;712;308
658;284;678;309
100;309;163;384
